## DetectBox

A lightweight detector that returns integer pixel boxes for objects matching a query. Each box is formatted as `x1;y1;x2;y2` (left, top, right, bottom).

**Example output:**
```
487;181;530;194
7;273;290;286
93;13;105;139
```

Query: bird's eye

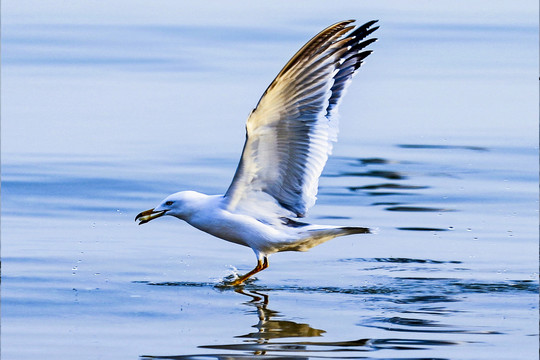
165;201;174;206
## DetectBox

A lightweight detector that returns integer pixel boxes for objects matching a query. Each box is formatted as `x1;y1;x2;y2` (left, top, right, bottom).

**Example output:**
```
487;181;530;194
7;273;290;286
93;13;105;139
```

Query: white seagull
136;19;379;286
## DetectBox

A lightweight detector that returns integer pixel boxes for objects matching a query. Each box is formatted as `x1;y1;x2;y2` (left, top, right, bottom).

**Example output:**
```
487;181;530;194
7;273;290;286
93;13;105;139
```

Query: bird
136;19;379;286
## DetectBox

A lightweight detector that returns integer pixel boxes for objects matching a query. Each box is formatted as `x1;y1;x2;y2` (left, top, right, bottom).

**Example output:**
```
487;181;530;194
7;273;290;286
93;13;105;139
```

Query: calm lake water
2;2;538;359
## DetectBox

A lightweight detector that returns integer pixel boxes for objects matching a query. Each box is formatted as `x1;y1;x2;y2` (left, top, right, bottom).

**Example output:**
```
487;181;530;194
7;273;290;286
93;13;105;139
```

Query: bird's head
135;191;197;225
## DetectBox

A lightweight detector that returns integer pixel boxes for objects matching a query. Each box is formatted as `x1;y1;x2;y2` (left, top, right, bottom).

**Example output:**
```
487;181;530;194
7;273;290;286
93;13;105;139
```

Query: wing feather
224;20;378;219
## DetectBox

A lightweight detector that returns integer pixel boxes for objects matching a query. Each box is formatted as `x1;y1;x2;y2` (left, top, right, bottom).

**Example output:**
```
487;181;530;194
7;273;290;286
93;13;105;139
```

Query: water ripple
137;277;538;296
397;227;449;231
385;206;456;212
397;144;489;151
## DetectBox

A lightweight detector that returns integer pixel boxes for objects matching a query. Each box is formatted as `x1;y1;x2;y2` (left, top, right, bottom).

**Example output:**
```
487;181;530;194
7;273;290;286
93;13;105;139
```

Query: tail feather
341;226;372;235
279;225;373;252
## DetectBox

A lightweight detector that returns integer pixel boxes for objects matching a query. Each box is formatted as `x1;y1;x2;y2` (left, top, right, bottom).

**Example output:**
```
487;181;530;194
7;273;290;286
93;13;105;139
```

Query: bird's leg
230;256;269;286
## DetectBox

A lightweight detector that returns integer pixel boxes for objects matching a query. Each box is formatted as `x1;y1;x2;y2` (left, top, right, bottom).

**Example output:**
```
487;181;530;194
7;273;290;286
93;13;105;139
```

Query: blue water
2;2;538;359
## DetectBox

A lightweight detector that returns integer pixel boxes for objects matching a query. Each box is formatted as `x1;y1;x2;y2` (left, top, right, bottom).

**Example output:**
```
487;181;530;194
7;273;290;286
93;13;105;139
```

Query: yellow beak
135;208;167;225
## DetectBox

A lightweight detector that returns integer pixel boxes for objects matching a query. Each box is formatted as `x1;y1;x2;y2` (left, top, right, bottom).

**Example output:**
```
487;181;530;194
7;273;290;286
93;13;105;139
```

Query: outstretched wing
224;20;378;218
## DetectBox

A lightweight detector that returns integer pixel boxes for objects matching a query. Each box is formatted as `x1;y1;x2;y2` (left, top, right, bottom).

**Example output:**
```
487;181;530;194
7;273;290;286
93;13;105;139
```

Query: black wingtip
357;20;379;32
344;20;379;48
351;37;378;52
366;19;379;27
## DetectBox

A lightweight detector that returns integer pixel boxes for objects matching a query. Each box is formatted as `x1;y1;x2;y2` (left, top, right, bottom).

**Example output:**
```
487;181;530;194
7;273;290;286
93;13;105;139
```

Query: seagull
136;19;379;286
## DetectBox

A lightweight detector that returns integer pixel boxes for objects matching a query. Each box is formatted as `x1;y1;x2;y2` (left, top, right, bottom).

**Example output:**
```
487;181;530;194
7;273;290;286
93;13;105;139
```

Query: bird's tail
339;226;372;235
281;225;373;252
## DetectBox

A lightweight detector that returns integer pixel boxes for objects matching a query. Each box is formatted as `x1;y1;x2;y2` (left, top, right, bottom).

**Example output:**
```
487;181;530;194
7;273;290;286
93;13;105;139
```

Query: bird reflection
141;288;461;359
234;288;325;344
